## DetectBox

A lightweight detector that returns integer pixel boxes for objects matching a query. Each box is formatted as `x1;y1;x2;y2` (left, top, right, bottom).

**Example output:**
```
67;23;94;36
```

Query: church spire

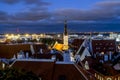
64;20;68;35
63;20;69;50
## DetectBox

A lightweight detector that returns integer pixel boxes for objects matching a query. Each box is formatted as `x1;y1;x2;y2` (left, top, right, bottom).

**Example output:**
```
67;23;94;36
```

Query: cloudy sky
0;0;120;25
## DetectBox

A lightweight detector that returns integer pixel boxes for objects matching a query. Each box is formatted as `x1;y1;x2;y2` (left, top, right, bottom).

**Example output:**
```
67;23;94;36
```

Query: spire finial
64;19;68;35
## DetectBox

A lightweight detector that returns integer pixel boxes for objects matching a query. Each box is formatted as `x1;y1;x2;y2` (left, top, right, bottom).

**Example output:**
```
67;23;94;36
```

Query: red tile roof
33;53;63;61
33;44;49;54
0;44;30;58
92;40;116;54
53;63;88;80
0;44;49;59
71;39;84;52
82;56;120;76
12;59;55;80
11;60;90;80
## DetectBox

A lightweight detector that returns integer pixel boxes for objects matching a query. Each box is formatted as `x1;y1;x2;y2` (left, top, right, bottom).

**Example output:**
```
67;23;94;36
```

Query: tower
63;20;69;50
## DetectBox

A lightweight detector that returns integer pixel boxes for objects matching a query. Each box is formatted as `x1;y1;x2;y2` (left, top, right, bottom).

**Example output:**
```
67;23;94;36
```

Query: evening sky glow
0;0;120;24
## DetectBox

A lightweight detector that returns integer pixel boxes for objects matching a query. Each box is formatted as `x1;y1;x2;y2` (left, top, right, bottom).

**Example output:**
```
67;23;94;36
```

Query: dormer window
110;43;113;45
96;47;100;50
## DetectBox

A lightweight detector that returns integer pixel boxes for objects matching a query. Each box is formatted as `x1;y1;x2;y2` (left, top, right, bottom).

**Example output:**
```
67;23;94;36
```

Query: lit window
107;77;112;80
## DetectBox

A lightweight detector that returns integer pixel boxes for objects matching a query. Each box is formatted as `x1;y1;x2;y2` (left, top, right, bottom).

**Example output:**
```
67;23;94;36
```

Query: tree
0;68;39;80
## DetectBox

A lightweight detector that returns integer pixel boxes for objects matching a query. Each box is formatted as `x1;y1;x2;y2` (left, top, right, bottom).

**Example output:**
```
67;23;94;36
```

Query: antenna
16;27;19;33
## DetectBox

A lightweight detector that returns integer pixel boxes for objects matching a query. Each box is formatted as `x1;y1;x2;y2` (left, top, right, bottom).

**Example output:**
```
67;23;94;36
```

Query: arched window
107;77;112;80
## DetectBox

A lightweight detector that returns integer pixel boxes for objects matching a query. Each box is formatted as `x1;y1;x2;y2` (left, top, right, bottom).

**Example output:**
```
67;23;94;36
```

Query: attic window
110;43;113;45
109;47;113;49
59;75;66;80
96;47;100;49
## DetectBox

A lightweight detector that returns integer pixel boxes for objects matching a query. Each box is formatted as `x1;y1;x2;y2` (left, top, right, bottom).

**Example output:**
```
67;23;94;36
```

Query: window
59;75;66;80
110;43;113;45
109;47;113;50
96;47;100;50
104;47;106;50
107;78;112;80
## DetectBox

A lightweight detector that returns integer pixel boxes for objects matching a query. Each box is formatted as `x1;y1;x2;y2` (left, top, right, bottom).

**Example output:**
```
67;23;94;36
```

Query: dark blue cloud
51;1;120;22
0;11;9;21
0;1;120;24
12;11;51;21
0;0;50;6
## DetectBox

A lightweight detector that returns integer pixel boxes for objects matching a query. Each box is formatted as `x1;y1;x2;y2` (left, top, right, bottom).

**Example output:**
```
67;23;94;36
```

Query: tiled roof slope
11;60;89;80
92;40;116;54
0;44;49;59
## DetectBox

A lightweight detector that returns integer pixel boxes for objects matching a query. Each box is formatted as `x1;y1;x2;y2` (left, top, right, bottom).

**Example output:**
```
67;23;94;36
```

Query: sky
0;0;120;33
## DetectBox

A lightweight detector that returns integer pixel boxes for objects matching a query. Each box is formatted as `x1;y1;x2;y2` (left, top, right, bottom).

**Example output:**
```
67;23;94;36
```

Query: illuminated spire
64;20;68;35
63;19;69;50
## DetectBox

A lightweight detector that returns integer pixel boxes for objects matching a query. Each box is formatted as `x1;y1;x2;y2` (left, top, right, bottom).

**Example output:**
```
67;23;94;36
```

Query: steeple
64;20;68;35
52;20;69;51
63;20;69;50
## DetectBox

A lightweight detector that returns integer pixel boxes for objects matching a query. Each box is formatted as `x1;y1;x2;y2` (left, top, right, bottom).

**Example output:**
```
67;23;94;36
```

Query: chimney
40;48;43;54
85;61;90;70
109;51;112;61
51;55;56;60
104;54;108;62
26;52;29;59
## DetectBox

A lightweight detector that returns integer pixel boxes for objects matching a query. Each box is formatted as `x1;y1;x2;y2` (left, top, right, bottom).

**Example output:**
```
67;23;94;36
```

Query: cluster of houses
0;21;120;80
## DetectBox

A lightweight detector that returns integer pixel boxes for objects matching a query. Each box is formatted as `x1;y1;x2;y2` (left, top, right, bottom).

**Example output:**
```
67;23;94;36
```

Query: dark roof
0;44;49;59
92;40;116;54
0;62;2;69
12;59;55;80
53;62;88;80
82;56;98;69
102;63;119;76
32;53;63;61
11;60;91;80
75;63;96;79
33;44;49;54
82;56;120;76
71;39;84;52
79;46;85;56
0;44;30;58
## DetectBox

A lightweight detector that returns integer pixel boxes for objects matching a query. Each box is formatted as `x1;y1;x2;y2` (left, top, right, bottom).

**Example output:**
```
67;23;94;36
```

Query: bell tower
63;20;69;50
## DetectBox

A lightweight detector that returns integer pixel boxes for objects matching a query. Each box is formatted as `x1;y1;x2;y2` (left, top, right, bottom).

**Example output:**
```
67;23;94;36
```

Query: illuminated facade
53;20;69;51
63;20;69;50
